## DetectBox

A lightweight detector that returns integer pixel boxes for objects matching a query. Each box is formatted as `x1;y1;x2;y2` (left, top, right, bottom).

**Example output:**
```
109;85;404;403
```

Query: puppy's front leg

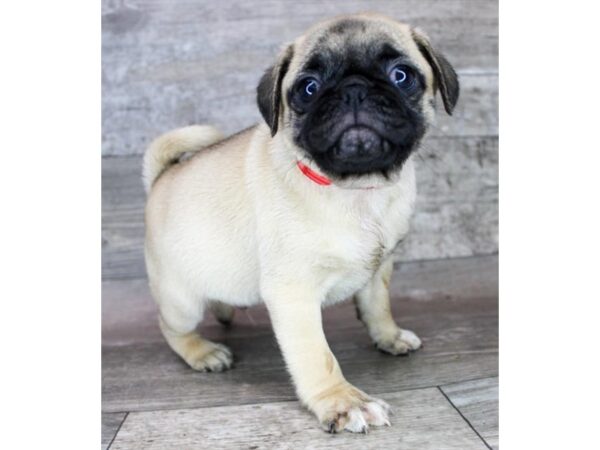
264;282;390;433
354;258;422;355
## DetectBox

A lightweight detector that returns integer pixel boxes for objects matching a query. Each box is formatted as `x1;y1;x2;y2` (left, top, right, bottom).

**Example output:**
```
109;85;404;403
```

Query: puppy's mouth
298;108;422;178
326;125;397;174
332;126;391;161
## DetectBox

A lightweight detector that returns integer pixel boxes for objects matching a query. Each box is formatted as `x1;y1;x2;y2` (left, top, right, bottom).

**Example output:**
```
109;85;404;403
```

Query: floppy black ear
412;29;459;115
256;45;294;136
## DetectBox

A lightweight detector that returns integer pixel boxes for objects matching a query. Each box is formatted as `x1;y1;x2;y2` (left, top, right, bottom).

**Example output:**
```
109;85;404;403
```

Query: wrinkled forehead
289;17;431;79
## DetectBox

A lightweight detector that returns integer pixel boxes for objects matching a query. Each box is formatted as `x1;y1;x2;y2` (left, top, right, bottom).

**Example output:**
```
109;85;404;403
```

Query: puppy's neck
254;124;413;210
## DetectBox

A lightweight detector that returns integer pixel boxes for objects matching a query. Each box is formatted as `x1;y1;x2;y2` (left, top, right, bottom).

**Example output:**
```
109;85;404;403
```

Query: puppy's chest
314;205;406;303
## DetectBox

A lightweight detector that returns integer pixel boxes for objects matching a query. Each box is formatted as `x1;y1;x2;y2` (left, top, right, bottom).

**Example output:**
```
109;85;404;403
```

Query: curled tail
142;125;224;193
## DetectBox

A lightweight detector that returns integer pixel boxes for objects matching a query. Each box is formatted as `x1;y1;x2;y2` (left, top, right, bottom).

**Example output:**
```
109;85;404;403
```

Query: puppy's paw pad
377;328;422;355
188;343;233;372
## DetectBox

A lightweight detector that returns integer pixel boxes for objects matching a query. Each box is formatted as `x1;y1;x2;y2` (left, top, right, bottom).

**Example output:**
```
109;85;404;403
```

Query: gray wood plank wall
102;0;498;279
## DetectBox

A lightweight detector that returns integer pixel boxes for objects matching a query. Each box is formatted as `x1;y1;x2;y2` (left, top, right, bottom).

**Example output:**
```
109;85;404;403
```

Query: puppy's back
144;125;262;305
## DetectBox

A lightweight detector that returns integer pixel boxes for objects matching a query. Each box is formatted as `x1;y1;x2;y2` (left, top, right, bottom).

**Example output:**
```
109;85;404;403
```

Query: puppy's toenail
328;422;336;434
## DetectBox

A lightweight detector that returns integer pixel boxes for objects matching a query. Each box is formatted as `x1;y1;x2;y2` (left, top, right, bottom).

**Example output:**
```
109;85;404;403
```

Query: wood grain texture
101;135;498;279
102;255;498;346
110;388;487;450
102;256;498;446
102;0;498;155
441;377;499;449
102;292;497;413
102;412;127;450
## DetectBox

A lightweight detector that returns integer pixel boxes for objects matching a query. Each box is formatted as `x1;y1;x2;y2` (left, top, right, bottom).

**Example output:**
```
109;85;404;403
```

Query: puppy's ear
411;29;459;115
257;44;294;136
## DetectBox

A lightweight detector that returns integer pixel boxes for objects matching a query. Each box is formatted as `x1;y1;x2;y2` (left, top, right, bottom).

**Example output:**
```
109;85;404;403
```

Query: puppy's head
257;13;459;188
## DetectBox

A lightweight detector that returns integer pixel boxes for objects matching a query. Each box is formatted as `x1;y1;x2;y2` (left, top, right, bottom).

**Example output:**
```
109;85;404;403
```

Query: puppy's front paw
311;383;391;433
376;328;422;356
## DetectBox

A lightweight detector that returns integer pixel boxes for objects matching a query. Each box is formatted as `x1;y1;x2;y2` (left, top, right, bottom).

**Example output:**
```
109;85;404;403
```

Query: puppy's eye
304;79;319;95
389;65;415;89
298;77;321;101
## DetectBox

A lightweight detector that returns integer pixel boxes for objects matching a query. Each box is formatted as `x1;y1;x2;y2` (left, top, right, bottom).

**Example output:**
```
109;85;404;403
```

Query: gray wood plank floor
101;412;127;450
442;377;499;449
110;389;487;450
103;254;498;346
102;255;498;448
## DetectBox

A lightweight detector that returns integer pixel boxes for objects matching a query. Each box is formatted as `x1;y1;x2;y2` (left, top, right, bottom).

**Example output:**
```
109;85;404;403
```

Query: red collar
296;161;331;186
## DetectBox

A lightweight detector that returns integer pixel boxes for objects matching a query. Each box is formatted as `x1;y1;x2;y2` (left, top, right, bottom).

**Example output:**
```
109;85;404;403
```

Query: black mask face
256;19;459;182
287;41;428;179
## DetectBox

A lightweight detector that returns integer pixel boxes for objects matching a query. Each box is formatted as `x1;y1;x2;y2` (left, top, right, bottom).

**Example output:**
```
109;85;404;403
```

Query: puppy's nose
342;83;368;107
336;126;383;160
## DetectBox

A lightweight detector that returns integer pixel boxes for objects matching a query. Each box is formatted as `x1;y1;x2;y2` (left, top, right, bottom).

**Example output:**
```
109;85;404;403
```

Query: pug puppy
143;13;458;433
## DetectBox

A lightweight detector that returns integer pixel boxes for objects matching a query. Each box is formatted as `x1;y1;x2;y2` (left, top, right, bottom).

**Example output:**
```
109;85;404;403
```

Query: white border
501;0;600;447
1;1;100;448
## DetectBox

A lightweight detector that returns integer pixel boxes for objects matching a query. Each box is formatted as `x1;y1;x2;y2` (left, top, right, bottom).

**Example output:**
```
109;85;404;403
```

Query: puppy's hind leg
158;296;233;372
208;300;235;326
